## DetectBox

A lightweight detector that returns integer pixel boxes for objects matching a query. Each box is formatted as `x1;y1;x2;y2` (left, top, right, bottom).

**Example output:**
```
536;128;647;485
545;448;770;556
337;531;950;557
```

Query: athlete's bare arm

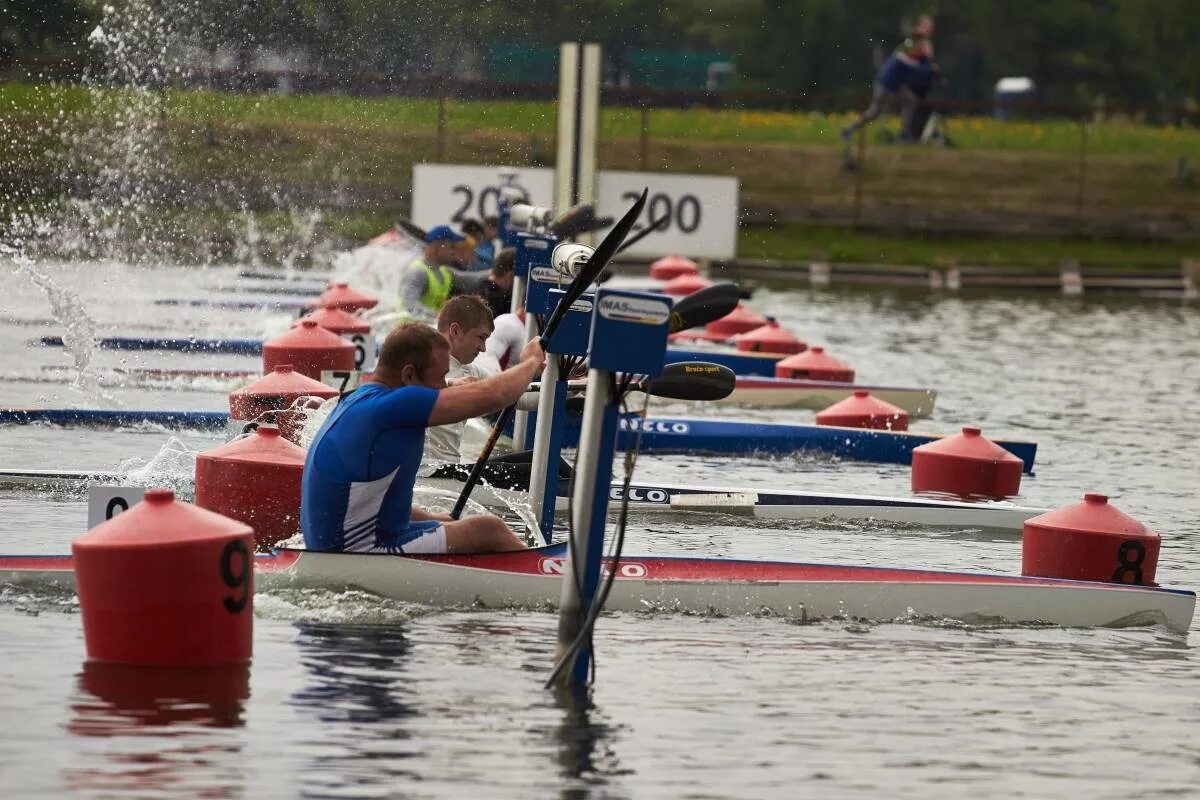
427;338;545;426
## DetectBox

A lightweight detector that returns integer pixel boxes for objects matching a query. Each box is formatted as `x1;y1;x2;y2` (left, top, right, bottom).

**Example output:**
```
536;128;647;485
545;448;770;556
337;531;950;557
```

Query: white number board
87;485;145;529
411;165;554;233
411;164;740;259
344;332;377;372
594;170;739;260
321;370;363;394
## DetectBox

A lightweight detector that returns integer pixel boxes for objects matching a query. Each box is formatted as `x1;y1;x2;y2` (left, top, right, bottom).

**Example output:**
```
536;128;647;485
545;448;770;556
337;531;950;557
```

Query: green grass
12;83;1198;158
3;81;1198;270
739;223;1197;270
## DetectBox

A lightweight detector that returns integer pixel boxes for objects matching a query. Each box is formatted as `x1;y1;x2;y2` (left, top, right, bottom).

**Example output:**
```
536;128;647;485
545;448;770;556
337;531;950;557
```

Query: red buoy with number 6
1022;493;1160;585
262;318;355;380
72;488;254;666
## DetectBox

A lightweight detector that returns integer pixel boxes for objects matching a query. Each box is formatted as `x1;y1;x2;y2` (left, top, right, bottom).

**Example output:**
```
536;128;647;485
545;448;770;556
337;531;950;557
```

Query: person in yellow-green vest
400;225;514;322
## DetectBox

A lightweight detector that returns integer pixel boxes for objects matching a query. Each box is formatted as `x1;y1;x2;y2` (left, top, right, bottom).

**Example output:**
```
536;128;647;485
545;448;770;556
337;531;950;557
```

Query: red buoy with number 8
1021;493;1161;586
72;488;255;666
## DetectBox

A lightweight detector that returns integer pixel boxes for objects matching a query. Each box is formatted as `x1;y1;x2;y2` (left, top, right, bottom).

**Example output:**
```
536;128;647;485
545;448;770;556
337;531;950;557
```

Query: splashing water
278;205;324;277
9;254;115;404
54;1;191;261
114;436;199;498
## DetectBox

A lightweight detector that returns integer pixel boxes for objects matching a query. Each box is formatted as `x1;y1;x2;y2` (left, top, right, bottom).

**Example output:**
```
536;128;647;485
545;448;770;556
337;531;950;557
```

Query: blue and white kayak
0;407;1036;470
534;412;1038;472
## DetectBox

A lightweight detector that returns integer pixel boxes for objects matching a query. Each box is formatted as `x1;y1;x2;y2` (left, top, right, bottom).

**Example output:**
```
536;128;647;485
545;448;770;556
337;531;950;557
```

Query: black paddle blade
543;188;647;339
396;218;428;241
640;361;736;401
615;211;670;255
669;282;742;334
587;188;647;275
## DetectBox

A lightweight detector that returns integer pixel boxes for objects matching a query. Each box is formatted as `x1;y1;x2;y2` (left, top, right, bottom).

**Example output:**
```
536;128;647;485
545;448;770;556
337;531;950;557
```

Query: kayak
1;546;1191;632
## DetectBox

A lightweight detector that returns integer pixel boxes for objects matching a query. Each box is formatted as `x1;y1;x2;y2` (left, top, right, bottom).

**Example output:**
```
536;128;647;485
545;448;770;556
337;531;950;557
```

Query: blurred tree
3;0;1198;113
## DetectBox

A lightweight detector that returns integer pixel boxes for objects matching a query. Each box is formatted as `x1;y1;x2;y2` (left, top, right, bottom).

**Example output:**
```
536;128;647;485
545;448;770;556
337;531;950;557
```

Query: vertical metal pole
556;42;601;244
511;302;535;450
555;43;580;215
527;355;562;539
576;44;602;246
554;369;616;688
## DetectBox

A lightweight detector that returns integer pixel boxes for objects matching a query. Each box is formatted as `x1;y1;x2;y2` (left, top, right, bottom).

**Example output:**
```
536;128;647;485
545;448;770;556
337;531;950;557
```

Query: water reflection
289;622;420;797
64;660;249;796
547;685;627;800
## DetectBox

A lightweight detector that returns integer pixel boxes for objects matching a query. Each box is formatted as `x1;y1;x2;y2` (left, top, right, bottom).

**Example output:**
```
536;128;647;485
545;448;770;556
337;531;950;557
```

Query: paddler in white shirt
422;294;499;465
421;295;569;491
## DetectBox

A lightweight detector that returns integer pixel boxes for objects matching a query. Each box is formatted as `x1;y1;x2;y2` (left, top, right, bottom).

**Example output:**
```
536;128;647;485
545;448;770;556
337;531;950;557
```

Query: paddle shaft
450;189;650;519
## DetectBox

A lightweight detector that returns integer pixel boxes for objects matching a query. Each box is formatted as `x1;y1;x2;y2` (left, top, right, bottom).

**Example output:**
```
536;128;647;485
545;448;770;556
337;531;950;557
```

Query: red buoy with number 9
72;488;255;666
1021;493;1160;586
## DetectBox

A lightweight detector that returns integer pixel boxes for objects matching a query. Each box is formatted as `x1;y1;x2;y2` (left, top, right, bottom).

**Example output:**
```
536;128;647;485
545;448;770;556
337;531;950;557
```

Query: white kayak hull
275;549;1194;632
2;549;1192;633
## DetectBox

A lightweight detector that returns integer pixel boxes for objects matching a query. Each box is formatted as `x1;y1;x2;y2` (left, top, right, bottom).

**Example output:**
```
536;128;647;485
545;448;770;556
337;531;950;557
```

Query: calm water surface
1;261;1198;799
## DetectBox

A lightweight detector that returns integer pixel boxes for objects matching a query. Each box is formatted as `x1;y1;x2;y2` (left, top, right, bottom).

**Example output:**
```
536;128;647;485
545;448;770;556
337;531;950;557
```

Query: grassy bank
3;82;1198;268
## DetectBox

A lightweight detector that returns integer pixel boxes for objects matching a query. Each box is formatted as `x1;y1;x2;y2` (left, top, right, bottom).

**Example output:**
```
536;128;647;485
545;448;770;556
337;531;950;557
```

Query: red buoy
309;282;378;312
911;427;1023;500
72;488;254;666
228;365;339;442
650;254;699;281
816;390;909;431
194;426;306;551
705;304;770;337
732;319;806;354
661;274;713;296
262;318;355;380
302;305;371;336
774;346;855;382
1022;494;1160;585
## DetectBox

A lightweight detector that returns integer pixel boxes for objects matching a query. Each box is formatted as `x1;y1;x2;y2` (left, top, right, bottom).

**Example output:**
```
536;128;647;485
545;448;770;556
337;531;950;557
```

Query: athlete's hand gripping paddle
450;189;650;519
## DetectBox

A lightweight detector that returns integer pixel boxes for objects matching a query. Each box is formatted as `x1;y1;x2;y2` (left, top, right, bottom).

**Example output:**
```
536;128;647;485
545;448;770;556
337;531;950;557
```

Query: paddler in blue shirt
300;321;544;554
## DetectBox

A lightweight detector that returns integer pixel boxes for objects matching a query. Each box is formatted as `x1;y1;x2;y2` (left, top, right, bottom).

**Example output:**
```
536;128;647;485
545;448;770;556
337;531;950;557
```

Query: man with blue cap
398;224;512;321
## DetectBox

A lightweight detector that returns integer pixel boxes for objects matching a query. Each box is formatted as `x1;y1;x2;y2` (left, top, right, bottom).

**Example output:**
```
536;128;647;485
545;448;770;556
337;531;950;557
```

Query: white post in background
523;41;600;452
556;42;601;242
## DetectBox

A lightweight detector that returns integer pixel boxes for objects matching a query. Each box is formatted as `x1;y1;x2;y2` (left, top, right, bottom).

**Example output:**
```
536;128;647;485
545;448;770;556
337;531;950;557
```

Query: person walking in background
841;14;938;164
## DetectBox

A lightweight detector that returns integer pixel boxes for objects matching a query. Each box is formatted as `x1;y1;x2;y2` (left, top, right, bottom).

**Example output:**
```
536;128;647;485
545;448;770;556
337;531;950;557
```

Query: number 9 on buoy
72;488;256;666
